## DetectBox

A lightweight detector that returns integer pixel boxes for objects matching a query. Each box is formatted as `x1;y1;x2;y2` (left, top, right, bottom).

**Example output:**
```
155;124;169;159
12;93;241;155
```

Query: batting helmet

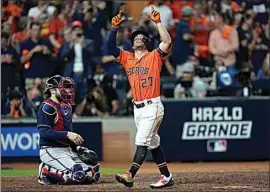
129;30;151;48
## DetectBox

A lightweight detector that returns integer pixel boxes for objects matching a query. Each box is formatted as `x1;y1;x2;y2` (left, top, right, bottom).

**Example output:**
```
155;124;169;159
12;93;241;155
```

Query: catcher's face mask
58;77;75;105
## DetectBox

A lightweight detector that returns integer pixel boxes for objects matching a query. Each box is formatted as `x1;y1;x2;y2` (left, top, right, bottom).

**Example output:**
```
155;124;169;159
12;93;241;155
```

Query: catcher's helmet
44;75;62;98
44;75;76;105
129;30;151;48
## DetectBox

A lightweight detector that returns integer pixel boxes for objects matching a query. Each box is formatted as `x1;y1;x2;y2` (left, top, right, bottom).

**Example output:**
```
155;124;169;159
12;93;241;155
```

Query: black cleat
38;177;52;185
115;172;134;188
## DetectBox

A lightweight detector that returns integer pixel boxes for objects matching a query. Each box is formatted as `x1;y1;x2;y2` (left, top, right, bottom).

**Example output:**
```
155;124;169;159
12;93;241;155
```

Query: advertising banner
1;122;102;159
158;98;270;161
1;127;40;157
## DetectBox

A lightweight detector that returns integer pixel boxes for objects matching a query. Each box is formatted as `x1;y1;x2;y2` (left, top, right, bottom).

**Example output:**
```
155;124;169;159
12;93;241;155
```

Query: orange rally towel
222;26;233;39
22;49;31;69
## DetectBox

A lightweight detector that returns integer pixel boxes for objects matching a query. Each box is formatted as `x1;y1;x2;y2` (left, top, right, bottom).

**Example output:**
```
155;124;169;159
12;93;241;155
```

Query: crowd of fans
1;0;270;118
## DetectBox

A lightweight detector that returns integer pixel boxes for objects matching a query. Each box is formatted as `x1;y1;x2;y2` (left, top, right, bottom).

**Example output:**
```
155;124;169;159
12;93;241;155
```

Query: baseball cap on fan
71;20;83;29
182;6;194;17
182;62;195;73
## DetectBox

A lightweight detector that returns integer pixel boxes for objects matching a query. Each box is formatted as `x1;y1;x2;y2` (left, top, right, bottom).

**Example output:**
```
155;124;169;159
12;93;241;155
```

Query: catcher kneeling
38;146;100;185
37;75;100;185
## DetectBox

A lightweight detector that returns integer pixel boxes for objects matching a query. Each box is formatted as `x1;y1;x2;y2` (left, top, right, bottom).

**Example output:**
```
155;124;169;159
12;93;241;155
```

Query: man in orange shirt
106;7;174;189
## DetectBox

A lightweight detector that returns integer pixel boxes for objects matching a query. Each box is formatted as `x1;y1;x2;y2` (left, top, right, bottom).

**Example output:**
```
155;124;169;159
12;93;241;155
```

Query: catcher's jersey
117;49;165;101
37;99;73;147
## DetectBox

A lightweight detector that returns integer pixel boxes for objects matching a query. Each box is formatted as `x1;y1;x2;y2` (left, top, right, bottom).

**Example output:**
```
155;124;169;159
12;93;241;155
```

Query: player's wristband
111;26;119;30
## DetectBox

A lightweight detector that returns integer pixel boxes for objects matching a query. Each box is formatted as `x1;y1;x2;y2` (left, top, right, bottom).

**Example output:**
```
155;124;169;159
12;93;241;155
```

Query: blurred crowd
1;0;270;118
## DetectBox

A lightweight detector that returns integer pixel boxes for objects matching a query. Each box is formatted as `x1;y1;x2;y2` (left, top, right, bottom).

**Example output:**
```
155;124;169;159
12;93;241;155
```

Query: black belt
40;146;50;149
40;146;69;149
133;100;153;109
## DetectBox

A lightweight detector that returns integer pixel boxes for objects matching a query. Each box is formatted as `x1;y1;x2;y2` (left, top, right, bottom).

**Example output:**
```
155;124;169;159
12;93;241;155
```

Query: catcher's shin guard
91;164;100;182
38;163;66;184
72;164;86;182
84;164;100;184
38;163;52;185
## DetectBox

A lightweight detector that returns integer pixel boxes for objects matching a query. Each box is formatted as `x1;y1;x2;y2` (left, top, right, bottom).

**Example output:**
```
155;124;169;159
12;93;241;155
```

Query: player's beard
52;89;63;103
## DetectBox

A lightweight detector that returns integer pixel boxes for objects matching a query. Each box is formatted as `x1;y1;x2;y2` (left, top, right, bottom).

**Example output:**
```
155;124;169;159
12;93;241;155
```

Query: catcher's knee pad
72;164;86;182
38;163;67;184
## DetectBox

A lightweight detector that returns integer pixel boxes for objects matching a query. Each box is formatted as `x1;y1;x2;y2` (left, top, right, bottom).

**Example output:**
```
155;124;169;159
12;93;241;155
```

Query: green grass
1;168;125;176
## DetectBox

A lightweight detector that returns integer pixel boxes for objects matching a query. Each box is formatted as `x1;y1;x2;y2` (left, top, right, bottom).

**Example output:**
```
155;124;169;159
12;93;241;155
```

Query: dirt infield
1;162;269;192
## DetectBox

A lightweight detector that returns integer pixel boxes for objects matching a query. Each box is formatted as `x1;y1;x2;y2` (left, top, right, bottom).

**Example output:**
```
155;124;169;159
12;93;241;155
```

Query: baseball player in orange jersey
106;6;174;189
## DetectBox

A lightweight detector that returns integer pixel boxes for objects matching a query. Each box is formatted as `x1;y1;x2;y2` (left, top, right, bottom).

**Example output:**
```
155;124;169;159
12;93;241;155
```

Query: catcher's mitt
76;146;99;166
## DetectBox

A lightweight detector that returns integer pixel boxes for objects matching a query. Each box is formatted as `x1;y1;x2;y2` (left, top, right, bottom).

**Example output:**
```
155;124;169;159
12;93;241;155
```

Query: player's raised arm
106;10;125;58
146;6;172;54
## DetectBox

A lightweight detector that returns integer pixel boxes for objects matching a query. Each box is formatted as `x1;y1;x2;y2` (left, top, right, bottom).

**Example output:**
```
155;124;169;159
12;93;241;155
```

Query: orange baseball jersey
117;49;165;101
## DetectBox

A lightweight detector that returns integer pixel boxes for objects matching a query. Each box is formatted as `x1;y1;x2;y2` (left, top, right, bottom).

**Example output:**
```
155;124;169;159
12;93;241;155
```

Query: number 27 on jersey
141;77;153;88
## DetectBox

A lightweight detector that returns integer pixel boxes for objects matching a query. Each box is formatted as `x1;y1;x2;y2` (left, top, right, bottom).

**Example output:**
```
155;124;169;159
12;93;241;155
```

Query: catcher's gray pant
39;147;99;184
40;147;89;172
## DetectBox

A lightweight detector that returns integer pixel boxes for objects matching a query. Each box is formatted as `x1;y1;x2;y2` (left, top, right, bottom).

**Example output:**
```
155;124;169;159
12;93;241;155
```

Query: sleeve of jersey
156;47;171;58
116;49;129;66
37;103;68;141
107;28;120;58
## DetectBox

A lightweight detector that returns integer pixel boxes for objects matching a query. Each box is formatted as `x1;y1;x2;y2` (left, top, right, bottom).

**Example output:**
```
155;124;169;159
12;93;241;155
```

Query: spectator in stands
63;27;72;42
28;0;56;21
20;22;55;91
11;16;30;53
1;21;12;36
73;0;92;21
2;90;32;118
99;75;120;116
230;0;245;28
245;0;269;26
142;0;174;30
75;86;110;117
3;0;23;33
248;23;270;77
208;11;239;77
191;2;214;67
59;20;94;104
28;0;56;39
81;3;108;58
172;6;194;75
219;0;234;13
236;13;253;69
161;54;176;77
174;61;206;99
27;78;43;114
49;3;71;53
1;32;21;94
19;0;35;17
115;2;132;22
165;0;193;20
211;59;238;94
257;53;270;78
